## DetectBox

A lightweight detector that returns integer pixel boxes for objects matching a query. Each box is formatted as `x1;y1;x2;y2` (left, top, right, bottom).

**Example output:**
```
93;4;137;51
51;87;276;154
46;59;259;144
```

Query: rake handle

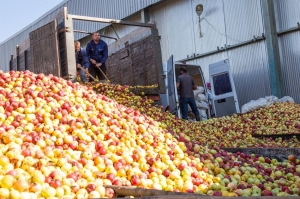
77;65;97;82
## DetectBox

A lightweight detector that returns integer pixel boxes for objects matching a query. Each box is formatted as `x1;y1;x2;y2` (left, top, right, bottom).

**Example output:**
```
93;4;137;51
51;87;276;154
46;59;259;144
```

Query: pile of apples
96;82;300;196
0;70;224;198
0;70;300;199
94;83;300;149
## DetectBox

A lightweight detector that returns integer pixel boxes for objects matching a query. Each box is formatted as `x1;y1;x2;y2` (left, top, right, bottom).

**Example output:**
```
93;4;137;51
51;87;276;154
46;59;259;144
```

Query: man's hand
76;64;81;69
85;68;89;73
90;59;96;65
96;63;102;67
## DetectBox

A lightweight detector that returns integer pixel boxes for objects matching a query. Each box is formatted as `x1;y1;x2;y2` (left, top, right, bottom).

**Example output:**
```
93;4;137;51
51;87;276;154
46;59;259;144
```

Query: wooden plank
253;133;300;139
106;31;162;95
12;58;17;71
62;7;76;81
18;52;25;71
222;148;300;161
104;185;194;197
93;196;300;199
25;48;34;72
29;20;60;76
151;27;166;94
68;14;155;28
119;49;129;59
106;53;121;84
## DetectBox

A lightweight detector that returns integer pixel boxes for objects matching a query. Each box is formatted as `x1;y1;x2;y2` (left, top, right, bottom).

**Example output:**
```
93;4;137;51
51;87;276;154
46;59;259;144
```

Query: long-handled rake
95;65;110;83
77;65;97;82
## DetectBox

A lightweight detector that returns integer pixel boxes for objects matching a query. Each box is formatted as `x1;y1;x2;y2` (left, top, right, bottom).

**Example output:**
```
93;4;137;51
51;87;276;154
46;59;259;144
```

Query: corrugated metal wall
223;0;271;106
274;0;300;103
0;0;162;71
149;0;271;107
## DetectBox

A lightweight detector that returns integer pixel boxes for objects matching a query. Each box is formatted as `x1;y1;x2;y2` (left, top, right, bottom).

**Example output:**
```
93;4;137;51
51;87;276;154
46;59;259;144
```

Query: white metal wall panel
274;0;300;32
0;0;162;71
226;42;271;107
149;0;197;62
278;32;300;103
149;0;227;62
223;0;264;45
274;0;300;103
191;0;227;55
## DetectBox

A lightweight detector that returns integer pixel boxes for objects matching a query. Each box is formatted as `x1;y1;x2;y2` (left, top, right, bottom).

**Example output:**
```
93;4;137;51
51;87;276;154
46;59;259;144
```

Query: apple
105;188;115;198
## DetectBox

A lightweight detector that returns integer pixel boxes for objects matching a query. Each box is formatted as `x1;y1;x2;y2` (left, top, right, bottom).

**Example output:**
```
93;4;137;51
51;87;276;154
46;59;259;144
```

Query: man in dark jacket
74;41;89;83
176;66;200;121
86;31;108;82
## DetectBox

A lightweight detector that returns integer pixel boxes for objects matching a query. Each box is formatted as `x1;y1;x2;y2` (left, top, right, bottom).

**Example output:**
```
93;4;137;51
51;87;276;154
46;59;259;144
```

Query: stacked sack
188;86;209;120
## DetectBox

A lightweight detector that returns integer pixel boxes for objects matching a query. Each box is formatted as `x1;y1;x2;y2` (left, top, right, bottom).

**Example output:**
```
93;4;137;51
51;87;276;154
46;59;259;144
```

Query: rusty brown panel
11;58;17;71
107;54;121;85
118;49;129;59
119;58;132;86
132;66;145;86
105;27;164;94
146;61;158;85
130;40;145;86
25;49;34;72
30;20;59;76
18;52;25;71
58;30;68;77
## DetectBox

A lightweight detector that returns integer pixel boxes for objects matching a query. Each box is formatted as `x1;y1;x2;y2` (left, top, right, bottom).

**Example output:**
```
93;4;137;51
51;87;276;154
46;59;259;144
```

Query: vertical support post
24;50;27;70
16;45;20;71
262;0;282;97
64;7;77;81
151;27;165;93
10;55;13;71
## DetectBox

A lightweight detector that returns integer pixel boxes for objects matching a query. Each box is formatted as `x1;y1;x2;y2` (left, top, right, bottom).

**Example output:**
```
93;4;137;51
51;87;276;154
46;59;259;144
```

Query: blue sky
0;0;64;43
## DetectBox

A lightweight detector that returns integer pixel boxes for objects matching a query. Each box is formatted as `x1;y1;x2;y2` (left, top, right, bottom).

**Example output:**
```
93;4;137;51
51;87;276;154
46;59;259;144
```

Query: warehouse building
0;0;300;107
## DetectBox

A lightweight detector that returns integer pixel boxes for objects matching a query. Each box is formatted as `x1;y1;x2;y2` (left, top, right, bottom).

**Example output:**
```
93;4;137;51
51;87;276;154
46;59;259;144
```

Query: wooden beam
91;196;299;199
222;148;300;161
68;14;155;28
104;185;194;197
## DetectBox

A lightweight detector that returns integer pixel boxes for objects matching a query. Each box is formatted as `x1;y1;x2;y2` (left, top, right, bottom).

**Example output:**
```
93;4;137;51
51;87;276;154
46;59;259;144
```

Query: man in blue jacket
86;31;108;82
74;41;89;83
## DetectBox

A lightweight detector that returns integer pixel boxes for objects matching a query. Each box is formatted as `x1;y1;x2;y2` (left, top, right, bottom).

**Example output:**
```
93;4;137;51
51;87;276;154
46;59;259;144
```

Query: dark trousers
180;97;199;120
88;64;107;82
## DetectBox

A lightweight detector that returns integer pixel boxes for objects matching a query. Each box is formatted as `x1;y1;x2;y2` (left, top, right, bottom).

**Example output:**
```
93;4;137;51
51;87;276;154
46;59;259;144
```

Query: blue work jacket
86;40;108;66
75;47;90;68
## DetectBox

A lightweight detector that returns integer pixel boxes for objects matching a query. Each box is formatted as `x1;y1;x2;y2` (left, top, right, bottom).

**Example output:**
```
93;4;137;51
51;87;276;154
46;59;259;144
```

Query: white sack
278;96;294;103
241;95;278;114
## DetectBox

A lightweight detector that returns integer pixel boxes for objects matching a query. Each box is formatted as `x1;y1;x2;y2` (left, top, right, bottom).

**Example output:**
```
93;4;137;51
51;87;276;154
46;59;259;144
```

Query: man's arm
101;42;108;64
81;49;90;69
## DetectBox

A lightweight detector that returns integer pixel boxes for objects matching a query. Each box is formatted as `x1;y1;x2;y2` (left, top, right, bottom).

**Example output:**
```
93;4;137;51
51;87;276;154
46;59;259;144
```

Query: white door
209;59;240;117
167;56;180;116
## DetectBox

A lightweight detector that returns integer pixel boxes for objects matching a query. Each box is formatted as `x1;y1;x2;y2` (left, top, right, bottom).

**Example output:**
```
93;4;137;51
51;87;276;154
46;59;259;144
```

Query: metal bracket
58;27;71;34
160;74;166;79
